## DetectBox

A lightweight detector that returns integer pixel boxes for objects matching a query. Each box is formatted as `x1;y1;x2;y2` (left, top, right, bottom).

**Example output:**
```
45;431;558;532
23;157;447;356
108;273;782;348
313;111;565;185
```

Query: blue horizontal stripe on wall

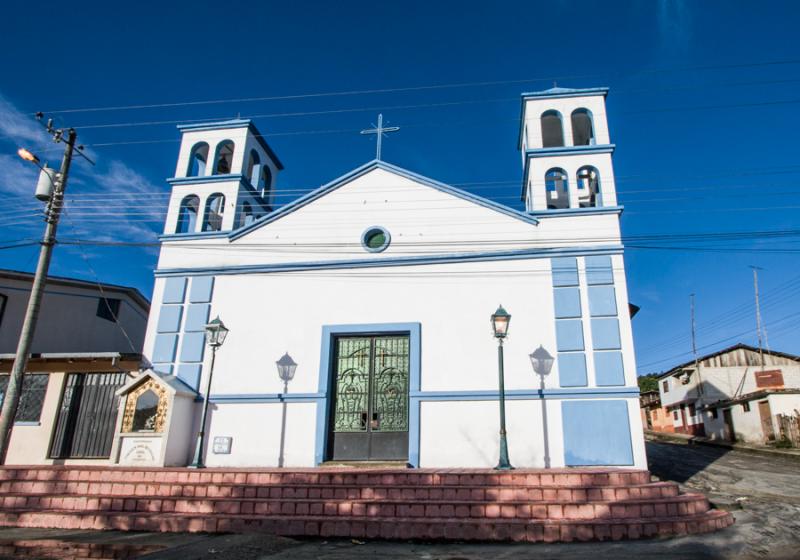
527;206;623;218
154;245;625;278
207;387;639;403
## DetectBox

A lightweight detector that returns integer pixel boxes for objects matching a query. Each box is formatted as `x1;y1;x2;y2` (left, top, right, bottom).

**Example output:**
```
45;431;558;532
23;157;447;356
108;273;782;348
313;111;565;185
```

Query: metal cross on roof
360;113;399;161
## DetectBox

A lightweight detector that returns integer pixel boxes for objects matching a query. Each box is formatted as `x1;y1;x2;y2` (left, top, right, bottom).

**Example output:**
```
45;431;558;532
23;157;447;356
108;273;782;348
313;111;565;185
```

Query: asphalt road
1;441;798;559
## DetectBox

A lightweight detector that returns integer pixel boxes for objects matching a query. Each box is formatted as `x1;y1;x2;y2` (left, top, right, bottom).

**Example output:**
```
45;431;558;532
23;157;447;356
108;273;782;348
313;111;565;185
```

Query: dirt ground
1;440;798;559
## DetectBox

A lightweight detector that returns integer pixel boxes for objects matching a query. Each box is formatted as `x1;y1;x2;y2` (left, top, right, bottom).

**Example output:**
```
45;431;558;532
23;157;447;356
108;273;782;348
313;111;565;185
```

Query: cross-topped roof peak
360;113;400;160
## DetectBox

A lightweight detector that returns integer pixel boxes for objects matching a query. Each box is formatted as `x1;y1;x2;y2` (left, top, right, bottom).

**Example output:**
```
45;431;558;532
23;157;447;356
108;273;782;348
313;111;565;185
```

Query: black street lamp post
491;305;513;470
190;316;229;469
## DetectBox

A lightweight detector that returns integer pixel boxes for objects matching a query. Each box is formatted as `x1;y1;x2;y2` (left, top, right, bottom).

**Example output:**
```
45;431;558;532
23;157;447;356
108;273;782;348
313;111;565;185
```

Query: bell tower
163;119;284;236
519;87;618;213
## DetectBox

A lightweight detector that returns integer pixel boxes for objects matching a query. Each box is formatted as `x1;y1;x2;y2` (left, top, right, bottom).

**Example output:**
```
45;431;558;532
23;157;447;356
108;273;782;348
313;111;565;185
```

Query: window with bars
0;374;49;423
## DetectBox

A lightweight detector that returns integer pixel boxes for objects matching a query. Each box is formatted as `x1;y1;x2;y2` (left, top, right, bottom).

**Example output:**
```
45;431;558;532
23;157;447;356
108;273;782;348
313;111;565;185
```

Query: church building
119;87;646;470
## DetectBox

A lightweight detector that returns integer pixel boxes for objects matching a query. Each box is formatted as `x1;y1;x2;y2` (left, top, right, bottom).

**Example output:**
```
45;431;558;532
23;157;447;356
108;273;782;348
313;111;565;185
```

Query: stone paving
0;440;798;559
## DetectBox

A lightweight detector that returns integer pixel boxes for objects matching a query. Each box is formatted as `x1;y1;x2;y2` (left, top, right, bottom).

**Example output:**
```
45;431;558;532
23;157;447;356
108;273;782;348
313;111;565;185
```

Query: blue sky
1;1;799;374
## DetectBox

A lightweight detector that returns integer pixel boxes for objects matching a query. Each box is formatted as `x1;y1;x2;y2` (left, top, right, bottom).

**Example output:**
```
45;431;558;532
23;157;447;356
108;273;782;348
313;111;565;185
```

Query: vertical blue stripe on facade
163;277;187;304
588;286;617;317
153;334;179;363
552;257;579;287
554;287;581;318
557;353;588;387
177;363;203;391
180;332;207;363
556;320;584;352
594;351;625;386
585;255;614;285
562;400;633;466
156;305;183;333
189;276;215;303
184;303;211;332
315;322;421;467
591;318;621;350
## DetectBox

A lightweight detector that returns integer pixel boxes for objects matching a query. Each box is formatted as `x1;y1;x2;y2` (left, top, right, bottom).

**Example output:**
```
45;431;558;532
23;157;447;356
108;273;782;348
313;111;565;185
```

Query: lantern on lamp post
190;316;229;468
491;305;513;470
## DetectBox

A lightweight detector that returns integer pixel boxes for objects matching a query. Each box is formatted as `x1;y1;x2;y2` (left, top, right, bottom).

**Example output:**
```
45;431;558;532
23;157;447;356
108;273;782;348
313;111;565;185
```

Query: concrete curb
644;431;800;462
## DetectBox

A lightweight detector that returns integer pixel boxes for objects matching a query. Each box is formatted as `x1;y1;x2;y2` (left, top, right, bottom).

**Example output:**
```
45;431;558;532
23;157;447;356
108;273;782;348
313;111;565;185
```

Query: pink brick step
0;466;733;543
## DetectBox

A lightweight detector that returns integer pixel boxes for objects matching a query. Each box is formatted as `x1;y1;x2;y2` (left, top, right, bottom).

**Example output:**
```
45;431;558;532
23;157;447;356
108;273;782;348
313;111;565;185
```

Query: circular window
361;226;391;253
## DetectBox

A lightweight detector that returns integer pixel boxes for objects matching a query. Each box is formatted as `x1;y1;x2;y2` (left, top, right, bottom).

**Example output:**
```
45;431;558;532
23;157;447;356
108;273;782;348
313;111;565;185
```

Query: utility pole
0;127;77;463
691;293;703;397
751;266;765;370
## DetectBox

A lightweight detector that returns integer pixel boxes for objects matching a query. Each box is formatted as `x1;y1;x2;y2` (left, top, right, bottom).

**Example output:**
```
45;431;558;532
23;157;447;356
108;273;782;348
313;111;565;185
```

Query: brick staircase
0;466;732;542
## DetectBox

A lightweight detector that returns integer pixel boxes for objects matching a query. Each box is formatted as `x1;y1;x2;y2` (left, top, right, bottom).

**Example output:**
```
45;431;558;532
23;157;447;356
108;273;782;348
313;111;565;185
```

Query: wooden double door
327;335;410;461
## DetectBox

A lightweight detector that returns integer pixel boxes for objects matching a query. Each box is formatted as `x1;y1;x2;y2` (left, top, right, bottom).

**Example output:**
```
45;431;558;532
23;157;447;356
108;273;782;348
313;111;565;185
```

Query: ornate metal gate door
329;335;409;461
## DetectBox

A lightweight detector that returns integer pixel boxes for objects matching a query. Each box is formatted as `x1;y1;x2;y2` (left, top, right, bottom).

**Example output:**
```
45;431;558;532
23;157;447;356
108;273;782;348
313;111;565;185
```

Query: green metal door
329;335;409;461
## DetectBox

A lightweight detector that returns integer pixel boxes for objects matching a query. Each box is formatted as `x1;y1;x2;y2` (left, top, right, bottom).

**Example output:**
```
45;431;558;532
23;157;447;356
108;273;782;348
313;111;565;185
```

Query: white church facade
122;87;646;470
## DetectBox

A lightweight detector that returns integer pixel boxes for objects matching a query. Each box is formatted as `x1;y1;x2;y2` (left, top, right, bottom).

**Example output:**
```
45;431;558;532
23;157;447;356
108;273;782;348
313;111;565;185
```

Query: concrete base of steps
0;466;734;543
0;509;734;542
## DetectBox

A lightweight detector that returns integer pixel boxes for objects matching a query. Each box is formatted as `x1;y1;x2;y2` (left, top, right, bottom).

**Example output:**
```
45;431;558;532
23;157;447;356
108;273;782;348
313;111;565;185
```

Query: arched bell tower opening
164;119;285;236
519;87;617;213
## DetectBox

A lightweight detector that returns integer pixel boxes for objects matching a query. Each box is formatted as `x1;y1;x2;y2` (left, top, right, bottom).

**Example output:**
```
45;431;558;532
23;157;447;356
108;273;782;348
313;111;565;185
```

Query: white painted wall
141;163;643;468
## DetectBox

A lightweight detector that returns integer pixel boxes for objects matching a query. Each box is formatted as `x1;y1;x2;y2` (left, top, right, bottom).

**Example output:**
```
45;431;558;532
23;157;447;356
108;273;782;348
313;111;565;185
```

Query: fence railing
776;413;800;447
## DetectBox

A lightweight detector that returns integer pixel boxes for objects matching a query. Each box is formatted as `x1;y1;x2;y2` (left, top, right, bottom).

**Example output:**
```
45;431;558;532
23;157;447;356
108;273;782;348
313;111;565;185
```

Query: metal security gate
328;335;409;461
49;372;128;459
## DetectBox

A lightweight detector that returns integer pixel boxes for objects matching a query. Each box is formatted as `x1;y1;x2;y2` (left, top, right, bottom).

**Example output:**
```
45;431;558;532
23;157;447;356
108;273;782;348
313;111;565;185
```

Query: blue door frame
315;322;421;466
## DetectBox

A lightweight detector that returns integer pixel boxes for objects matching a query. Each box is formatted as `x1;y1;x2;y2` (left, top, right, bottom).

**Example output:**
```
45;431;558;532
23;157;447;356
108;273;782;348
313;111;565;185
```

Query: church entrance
328;335;410;461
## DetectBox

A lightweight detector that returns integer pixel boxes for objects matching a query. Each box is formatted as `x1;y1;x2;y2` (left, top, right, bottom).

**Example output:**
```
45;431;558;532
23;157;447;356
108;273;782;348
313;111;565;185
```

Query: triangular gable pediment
230;160;537;240
116;370;197;398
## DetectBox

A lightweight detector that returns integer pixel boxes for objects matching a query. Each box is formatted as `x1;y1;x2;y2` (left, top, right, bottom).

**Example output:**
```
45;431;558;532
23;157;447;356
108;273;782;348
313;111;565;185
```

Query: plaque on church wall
118;436;162;466
213;436;232;454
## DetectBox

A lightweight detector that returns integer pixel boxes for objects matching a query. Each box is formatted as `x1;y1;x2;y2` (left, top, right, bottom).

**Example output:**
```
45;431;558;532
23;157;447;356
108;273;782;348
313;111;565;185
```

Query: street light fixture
190;316;229;468
17;148;40;164
491;305;513;470
276;352;298;467
529;345;555;468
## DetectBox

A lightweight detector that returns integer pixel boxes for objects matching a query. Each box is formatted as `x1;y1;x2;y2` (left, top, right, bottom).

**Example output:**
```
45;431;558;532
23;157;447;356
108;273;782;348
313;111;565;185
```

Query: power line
38;57;800;115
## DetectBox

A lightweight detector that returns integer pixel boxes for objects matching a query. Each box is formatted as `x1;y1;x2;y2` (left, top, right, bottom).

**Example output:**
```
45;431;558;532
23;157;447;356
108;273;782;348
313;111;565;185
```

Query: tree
638;373;660;393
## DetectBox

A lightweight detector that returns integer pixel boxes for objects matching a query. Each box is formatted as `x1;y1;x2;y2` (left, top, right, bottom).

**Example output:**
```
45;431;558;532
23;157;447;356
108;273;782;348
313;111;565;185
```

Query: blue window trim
361;226;391;253
315;322;421;467
154;244;624;278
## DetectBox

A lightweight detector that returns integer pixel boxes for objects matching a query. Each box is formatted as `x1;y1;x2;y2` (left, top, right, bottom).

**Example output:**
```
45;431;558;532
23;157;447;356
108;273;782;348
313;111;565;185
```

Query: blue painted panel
558;353;587;387
552;257;579;287
152;363;173;376
316;322;421;466
152;334;178;363
591;318;621;350
562;400;634;466
190;276;215;303
184;304;211;332
595;351;625;386
180;332;206;362
177;364;203;391
554;287;581;319
163;278;187;304
556;319;584;352
156;305;183;333
588;286;618;317
586;256;614;285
